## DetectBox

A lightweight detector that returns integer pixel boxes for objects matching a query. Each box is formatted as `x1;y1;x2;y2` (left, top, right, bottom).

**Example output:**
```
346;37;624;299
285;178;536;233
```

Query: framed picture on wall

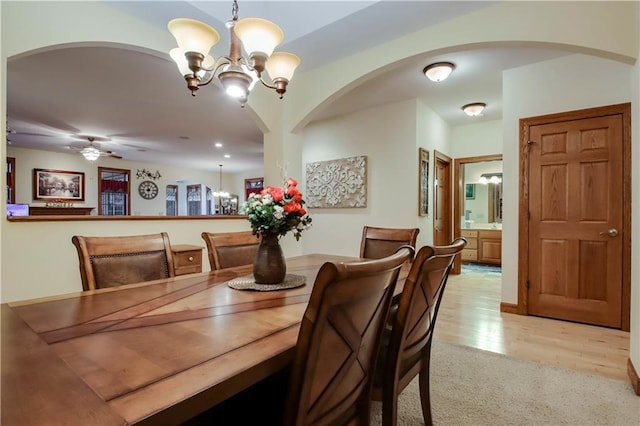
33;168;85;201
465;183;476;200
418;147;429;216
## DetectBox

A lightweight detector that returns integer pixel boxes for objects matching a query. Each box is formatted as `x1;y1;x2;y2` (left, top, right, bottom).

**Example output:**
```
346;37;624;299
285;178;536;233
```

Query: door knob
600;228;618;237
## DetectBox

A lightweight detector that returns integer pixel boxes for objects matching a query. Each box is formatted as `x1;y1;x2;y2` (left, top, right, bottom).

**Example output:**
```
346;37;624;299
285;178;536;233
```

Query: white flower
274;205;284;219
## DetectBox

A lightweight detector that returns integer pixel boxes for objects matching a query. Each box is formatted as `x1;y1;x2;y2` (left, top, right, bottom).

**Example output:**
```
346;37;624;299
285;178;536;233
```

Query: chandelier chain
232;0;238;21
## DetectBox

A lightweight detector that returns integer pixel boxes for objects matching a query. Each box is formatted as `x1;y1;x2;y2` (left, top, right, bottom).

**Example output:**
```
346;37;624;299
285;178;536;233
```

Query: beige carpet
371;340;639;425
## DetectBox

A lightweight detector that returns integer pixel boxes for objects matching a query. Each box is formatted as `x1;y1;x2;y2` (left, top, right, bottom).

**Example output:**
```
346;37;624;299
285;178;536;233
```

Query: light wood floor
435;265;630;381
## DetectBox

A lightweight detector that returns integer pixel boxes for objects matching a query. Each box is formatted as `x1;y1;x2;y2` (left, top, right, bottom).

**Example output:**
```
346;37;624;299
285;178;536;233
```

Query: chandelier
213;164;229;198
168;0;300;106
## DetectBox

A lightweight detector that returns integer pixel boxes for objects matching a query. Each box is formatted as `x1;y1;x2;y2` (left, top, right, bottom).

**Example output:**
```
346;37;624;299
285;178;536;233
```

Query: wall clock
138;180;159;200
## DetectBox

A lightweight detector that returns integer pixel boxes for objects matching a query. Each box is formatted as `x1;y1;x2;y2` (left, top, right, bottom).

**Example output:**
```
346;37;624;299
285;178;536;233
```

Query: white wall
630;31;640;380
416;100;453;246
301;98;451;255
1;217;252;303
502;54;633;306
451;120;503;158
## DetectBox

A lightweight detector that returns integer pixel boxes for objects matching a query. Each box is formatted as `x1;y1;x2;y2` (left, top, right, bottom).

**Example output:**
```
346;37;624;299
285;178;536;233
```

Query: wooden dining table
3;253;408;426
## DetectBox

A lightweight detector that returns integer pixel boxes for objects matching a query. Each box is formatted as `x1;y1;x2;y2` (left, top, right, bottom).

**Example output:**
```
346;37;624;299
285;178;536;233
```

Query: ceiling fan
68;136;123;160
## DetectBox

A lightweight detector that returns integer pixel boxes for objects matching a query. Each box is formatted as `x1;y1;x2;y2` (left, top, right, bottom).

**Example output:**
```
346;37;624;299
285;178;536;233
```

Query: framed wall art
33;168;85;201
418;148;429;216
306;156;367;208
465;183;476;200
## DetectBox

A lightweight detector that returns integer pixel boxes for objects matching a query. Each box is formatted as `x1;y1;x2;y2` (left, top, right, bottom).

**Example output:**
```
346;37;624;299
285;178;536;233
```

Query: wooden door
433;151;452;246
522;104;630;329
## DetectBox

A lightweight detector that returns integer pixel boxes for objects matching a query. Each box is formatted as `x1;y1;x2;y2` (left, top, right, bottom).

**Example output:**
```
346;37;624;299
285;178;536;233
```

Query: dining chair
71;232;176;291
284;246;415;426
200;231;259;270
360;226;420;260
372;237;467;426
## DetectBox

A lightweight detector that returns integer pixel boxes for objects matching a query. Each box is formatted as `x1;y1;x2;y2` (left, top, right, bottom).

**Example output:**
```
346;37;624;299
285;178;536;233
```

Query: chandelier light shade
81;146;101;161
233;17;284;59
423;62;455;82
168;18;221;56
167;0;300;106
462;102;486;117
265;52;301;82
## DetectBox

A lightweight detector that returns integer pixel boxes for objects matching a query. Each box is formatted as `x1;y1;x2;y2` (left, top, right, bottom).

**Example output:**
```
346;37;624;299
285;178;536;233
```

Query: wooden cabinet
172;244;203;276
478;230;502;265
460;229;501;265
461;230;478;261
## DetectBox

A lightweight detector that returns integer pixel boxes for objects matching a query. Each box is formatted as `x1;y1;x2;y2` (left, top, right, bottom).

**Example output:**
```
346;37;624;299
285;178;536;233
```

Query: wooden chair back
71;232;175;291
201;231;259;270
372;238;466;426
360;226;419;260
285;246;415;426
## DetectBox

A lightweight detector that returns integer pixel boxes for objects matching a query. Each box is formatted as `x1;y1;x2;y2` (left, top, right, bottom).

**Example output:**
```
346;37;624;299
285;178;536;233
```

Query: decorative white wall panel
306;156;367;208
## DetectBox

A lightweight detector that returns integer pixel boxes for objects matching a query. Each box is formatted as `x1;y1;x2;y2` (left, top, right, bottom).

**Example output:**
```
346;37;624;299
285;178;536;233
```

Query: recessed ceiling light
224;154;230;158
215;142;223;148
462;102;486;117
423;62;455;82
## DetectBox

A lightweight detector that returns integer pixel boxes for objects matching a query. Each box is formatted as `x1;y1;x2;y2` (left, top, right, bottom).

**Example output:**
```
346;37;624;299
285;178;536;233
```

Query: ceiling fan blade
102;150;123;159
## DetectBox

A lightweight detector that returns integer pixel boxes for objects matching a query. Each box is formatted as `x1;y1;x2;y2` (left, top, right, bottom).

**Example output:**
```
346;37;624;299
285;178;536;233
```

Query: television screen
7;204;29;216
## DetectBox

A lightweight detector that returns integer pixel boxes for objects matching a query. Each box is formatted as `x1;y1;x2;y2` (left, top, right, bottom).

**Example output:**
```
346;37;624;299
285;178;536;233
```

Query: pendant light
213;164;229;198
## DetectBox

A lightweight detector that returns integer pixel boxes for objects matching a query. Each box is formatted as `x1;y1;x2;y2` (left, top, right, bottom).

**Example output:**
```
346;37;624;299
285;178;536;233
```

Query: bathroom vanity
461;228;502;265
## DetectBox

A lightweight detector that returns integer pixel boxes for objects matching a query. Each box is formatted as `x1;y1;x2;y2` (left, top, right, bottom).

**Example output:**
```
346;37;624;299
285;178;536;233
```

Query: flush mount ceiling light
462;102;486;117
423;62;455;82
168;0;300;107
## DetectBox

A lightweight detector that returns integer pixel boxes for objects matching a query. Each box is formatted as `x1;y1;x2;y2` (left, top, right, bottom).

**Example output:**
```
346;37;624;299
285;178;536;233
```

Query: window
187;184;201;216
98;167;130;216
166;185;178;216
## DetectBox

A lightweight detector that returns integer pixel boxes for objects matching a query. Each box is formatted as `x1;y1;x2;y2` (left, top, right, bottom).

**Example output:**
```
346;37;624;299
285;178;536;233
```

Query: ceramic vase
253;232;286;284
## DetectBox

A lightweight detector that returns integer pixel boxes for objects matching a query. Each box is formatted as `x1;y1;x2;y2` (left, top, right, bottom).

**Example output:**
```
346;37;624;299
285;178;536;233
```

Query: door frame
453;154;503;274
433;150;452;246
518;103;631;331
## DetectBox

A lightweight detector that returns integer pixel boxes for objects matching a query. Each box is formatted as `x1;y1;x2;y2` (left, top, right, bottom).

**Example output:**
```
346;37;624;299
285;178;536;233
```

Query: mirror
461;159;503;230
455;155;502;229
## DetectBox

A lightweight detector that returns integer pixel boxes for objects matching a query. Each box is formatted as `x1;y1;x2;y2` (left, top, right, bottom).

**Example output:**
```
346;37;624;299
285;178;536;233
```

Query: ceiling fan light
265;52;301;82
462;102;486;117
234;17;284;58
168;18;220;57
423;62;455;82
81;146;101;161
